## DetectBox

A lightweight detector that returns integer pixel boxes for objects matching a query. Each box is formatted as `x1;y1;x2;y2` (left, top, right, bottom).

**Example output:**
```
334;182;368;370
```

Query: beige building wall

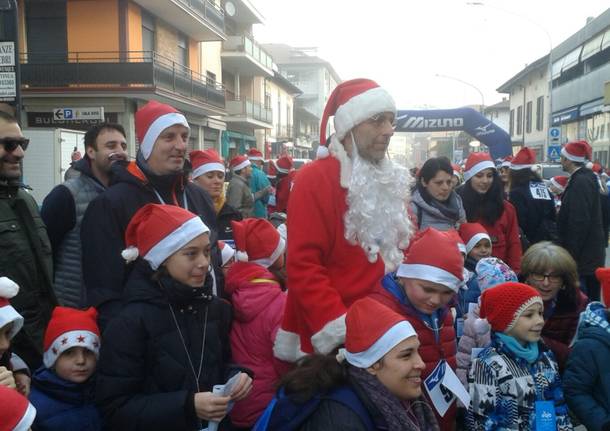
201;41;222;82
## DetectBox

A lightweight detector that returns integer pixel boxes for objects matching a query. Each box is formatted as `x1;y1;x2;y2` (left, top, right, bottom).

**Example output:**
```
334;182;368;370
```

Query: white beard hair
329;135;415;273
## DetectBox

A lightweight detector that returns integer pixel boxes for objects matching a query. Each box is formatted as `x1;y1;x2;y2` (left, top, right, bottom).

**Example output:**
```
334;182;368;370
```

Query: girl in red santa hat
224;218;287;428
96;204;252;431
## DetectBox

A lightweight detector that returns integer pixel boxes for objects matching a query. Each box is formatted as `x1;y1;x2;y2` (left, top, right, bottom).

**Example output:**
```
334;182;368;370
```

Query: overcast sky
253;0;609;110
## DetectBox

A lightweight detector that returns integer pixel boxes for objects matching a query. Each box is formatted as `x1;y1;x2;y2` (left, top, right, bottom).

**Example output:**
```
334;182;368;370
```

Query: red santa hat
229;154;251;172
550;175;568;193
247;148;264;161
510;147;537;171
122;204;210;270
267;160;278;179
135;100;189;160
231;218;286;268
592;162;603;174
43;307;100;368
190;149;225;179
463;152;496;182
0;277;23;340
344;298;417;368
218;240;235;267
451;163;462;177
479;282;542;333
0;384;36;431
396;228;464;292
458;223;491;255
499;155;513;168
595;267;610;307
319;78;396;146
71;150;82;162
561;140;592;163
276;155;294;174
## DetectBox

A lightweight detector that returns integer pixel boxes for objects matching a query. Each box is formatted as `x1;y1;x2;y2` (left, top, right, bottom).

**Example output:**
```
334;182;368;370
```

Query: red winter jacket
370;285;457;431
478;201;522;273
225;262;287;427
275;171;295;213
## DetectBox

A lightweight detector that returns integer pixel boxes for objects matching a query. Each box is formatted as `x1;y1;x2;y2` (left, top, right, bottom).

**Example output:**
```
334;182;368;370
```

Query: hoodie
226;261;286;427
564;302;610;431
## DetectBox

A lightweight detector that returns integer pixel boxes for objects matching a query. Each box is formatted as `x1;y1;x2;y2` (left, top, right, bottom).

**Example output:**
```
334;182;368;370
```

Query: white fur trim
463;160;496;182
275;164;290;174
192;162;225;179
273;328;308;362
220;245;235;267
465;233;491;254
509;163;532;170
311;313;346;355
144;217;209;270
141;112;189;160
500;160;511;168
0;277;19;298
344;321;417;368
586;161;594;169
251;237;286;268
0;304;23;339
550;177;565;192
13;402;36;431
121;246;139;263
236;250;249;262
248;156;263;161
316;145;330;159
397;263;462;292
561;146;586;163
43;330;100;368
457;242;467;255
333;87;396;140
232;159;251;171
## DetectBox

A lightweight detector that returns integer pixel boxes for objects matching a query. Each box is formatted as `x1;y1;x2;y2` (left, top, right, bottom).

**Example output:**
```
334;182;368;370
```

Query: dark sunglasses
0;137;29;152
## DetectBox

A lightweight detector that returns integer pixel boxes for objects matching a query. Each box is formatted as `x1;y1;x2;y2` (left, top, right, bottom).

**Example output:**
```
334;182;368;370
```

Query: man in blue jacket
247;148;271;218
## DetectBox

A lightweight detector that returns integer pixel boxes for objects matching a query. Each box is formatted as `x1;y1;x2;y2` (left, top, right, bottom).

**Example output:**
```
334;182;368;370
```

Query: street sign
53;107;104;121
0;42;15;66
548;144;562;161
0;41;16;102
549;127;561;144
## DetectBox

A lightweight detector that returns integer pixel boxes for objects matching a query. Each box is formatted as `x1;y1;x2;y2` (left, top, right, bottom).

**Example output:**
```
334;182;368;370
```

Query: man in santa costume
274;78;414;362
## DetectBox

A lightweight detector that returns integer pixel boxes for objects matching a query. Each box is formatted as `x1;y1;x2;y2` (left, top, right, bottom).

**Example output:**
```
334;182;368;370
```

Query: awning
581;32;605;61
225;130;256;142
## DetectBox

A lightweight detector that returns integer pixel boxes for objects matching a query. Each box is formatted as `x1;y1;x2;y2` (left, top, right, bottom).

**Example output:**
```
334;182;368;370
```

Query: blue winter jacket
250;164;271;218
564;302;610;431
29;367;101;431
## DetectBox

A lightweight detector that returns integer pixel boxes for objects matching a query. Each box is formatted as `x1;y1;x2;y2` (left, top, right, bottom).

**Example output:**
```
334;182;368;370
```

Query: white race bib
529;183;552;200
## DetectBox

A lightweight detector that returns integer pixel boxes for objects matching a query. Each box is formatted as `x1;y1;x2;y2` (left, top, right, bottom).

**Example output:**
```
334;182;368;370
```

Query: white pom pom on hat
121;246;139;263
0;276;19;299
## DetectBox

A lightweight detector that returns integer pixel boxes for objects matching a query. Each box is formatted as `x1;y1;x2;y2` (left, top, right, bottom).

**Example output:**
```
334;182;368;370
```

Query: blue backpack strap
325;386;375;430
253;394;278;431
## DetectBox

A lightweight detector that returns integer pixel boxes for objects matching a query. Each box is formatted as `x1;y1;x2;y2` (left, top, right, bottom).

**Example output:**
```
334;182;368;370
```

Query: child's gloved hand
0;366;16;389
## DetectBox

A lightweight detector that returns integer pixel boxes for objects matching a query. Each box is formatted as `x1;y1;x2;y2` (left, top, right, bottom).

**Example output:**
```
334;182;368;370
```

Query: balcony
133;0;225;41
20;51;226;115
276;125;294;139
224;97;272;129
222;35;274;77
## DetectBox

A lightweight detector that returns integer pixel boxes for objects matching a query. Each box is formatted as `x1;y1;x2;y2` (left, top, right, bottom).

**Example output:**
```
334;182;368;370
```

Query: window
509;109;515;136
142;11;155;59
177;33;188;67
526;101;532;133
516;106;523;135
206;71;216;86
536;96;544;131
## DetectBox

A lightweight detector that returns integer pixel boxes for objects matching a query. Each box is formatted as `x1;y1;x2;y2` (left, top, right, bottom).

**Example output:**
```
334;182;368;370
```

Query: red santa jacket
478;201;522;273
275;171;295;213
274;156;386;361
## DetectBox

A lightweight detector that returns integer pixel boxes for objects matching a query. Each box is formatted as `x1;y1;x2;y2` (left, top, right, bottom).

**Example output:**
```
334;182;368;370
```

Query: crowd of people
1;77;610;430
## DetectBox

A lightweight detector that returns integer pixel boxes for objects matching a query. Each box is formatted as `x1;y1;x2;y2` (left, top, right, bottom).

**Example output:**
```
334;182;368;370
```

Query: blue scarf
495;332;539;364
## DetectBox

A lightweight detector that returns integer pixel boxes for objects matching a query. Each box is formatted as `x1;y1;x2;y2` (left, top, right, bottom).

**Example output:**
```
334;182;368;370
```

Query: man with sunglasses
274;79;415;362
0;111;56;370
40;123;128;309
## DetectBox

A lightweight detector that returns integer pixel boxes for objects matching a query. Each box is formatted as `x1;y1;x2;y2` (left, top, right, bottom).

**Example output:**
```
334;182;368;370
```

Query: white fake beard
330;135;414;272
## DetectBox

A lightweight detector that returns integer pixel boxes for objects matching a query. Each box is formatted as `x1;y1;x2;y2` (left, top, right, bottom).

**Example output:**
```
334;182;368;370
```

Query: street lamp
435;73;485;112
466;1;553;161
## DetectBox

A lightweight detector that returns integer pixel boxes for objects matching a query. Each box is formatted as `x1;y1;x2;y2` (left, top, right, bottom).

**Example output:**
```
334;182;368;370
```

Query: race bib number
424;360;471;416
529;183;552;200
535;400;556;431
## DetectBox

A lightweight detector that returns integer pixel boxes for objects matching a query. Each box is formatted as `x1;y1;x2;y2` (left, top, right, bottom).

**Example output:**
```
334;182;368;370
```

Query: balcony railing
226;97;272;123
277;125;294;138
19;51;225;109
174;0;225;32
223;35;273;70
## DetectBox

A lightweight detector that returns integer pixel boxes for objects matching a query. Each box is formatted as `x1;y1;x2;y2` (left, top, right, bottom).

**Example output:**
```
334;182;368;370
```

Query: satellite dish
225;1;236;17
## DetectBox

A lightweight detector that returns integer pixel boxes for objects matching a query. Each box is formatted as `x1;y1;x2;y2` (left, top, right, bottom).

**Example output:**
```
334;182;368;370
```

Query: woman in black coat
96;204;251;431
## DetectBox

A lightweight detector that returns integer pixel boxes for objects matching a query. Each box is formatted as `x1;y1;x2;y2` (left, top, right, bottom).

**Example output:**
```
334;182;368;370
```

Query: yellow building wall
67;0;120;57
201;41;222;83
126;1;143;56
189;40;199;74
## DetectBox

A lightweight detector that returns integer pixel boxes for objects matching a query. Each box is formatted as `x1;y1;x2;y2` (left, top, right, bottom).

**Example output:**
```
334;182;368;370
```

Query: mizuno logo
397;115;464;129
474;123;496;137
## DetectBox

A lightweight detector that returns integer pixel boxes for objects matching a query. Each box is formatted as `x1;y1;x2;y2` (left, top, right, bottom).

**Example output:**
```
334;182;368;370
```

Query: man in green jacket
0;111;56;369
247;148;271;218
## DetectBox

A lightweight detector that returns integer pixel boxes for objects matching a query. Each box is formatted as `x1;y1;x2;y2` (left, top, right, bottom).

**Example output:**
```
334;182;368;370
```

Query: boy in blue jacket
29;306;101;431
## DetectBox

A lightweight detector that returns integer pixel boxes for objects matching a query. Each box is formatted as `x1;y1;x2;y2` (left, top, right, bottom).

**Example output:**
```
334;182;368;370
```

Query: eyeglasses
530;273;563;284
0;137;29;152
367;113;397;129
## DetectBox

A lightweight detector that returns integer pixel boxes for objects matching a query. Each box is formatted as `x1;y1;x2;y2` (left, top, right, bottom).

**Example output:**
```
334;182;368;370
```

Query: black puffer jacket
217;202;242;241
509;180;557;245
96;260;234;431
81;158;221;327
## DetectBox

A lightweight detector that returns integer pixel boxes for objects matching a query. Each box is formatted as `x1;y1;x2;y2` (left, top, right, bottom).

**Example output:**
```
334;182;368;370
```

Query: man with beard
274;79;414;362
0;111;56;369
80;101;218;328
41;123;128;308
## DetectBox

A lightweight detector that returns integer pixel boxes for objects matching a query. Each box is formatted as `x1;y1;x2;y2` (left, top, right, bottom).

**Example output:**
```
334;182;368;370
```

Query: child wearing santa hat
467;282;572;430
0;383;36;431
96;204;252;431
259;297;438;430
29;306;101;430
563;268;610;431
217;240;236;278
224;218;287;428
370;227;464;430
455;257;517;387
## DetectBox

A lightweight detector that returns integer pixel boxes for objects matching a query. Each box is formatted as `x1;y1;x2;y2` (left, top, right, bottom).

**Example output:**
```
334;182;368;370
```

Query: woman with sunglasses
521;241;588;372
